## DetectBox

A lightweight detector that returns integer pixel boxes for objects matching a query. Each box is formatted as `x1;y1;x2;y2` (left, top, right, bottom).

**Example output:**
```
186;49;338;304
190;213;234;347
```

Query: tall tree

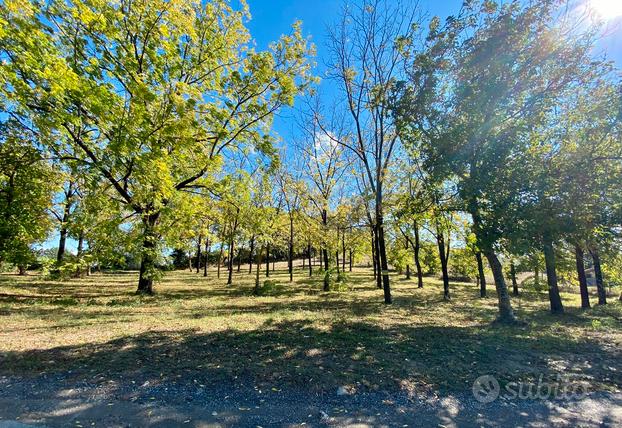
322;0;421;303
394;0;604;321
1;0;313;293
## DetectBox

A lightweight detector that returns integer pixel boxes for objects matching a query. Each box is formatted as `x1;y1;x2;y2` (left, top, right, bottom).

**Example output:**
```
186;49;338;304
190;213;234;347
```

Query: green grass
0;266;620;395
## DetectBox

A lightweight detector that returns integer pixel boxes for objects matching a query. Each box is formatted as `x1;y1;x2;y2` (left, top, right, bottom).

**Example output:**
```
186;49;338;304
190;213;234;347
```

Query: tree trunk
336;250;340;275
56;193;73;264
321;208;330;291
484;250;517;323
471;200;516;323
308;242;313;277
237;247;242;273
590;247;607;305
476;252;486;298
534;263;540;288
137;212;160;295
371;225;377;279
510;261;518;296
289;216;294;282
227;237;235;285
436;233;450;300
248;236;255;274
196;235;202;274
574;245;590;309
266;244;270;277
203;239;209;277
543;235;564;314
404;236;411;280
349;248;353;272
56;225;68;264
18;265;26;275
322;247;329;291
376;214;392;304
254;245;263;294
341;228;346;272
413;222;423;289
75;230;85;278
373;224;382;289
217;244;224;279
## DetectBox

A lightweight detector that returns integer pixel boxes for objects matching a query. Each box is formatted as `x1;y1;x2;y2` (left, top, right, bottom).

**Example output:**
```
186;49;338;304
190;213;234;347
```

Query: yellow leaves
4;0;36;17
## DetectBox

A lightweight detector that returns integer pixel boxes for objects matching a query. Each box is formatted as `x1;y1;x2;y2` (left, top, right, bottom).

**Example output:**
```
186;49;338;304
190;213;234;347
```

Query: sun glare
590;0;622;19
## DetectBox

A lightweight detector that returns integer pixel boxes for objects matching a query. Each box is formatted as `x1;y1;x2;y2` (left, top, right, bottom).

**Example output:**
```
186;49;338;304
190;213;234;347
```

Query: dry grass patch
0;267;620;395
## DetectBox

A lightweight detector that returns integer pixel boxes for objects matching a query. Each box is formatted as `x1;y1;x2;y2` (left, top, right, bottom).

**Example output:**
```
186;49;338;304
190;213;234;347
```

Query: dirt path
0;376;620;427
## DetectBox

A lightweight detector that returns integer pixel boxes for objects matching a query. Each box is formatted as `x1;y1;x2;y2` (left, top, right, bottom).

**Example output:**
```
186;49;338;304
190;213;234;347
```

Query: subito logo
472;375;500;403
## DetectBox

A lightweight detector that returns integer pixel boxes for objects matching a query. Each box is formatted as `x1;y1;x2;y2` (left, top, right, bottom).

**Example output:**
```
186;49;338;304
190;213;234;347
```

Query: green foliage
448;248;477;282
0;121;57;269
0;0;314;290
255;279;284;296
387;244;411;275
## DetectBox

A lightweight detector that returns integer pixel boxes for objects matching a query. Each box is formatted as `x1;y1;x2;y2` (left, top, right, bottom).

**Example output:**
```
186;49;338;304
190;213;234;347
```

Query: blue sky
245;0;622;66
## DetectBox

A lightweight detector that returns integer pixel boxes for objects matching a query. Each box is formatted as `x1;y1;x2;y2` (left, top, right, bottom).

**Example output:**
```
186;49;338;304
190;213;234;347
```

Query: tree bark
404;236;411;280
436;232;450;300
195;235;202;274
321;208;330;291
137;212;160;295
227;237;235;285
254;245;263;294
75;230;85;278
574;245;590;309
376;213;392;304
308;242;313;277
341;228;346;273
543;235;564;314
56;188;74;264
510;261;518;296
217;244;224;279
248;236;255;274
349;248;353;272
322;247;329;291
373;224;382;289
484;250;517;323
413;222;423;289
266;244;270;277
371;225;377;280
289;216;294;282
476;252;486;298
335;250;340;275
590;247;607;305
237;247;242;273
203;239;209;277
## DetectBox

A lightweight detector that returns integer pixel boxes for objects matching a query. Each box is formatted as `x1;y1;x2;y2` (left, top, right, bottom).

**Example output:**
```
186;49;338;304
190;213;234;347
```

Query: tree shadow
2;317;619;398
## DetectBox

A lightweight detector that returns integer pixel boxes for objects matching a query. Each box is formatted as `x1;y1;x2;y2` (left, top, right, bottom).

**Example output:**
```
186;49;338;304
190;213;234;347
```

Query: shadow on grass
1;317;619;396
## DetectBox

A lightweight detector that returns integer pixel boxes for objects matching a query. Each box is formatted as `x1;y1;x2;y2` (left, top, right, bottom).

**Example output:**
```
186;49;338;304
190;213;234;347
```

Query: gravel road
0;375;620;427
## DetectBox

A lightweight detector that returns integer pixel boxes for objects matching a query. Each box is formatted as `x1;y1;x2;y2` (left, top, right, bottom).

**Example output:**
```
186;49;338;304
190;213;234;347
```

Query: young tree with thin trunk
323;0;422;304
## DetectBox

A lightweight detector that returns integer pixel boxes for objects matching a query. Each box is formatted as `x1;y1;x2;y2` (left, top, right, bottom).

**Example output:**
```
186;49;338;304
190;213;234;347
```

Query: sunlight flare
590;0;622;18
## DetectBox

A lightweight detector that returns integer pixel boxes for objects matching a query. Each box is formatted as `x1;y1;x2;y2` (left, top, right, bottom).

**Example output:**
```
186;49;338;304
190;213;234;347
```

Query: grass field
1;265;621;397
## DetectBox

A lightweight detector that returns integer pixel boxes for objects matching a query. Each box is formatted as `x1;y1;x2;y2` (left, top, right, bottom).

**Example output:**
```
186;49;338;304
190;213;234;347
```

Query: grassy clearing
0;266;620;396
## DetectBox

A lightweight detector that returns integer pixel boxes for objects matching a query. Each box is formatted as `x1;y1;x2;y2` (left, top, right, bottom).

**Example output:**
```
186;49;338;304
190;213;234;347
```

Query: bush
255;279;284;296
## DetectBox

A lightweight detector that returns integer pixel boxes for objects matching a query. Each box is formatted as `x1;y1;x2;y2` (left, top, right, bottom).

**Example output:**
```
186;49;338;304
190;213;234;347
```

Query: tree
276;167;304;282
394;0;605;321
1;0;314;293
0;120;56;272
321;0;422;304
